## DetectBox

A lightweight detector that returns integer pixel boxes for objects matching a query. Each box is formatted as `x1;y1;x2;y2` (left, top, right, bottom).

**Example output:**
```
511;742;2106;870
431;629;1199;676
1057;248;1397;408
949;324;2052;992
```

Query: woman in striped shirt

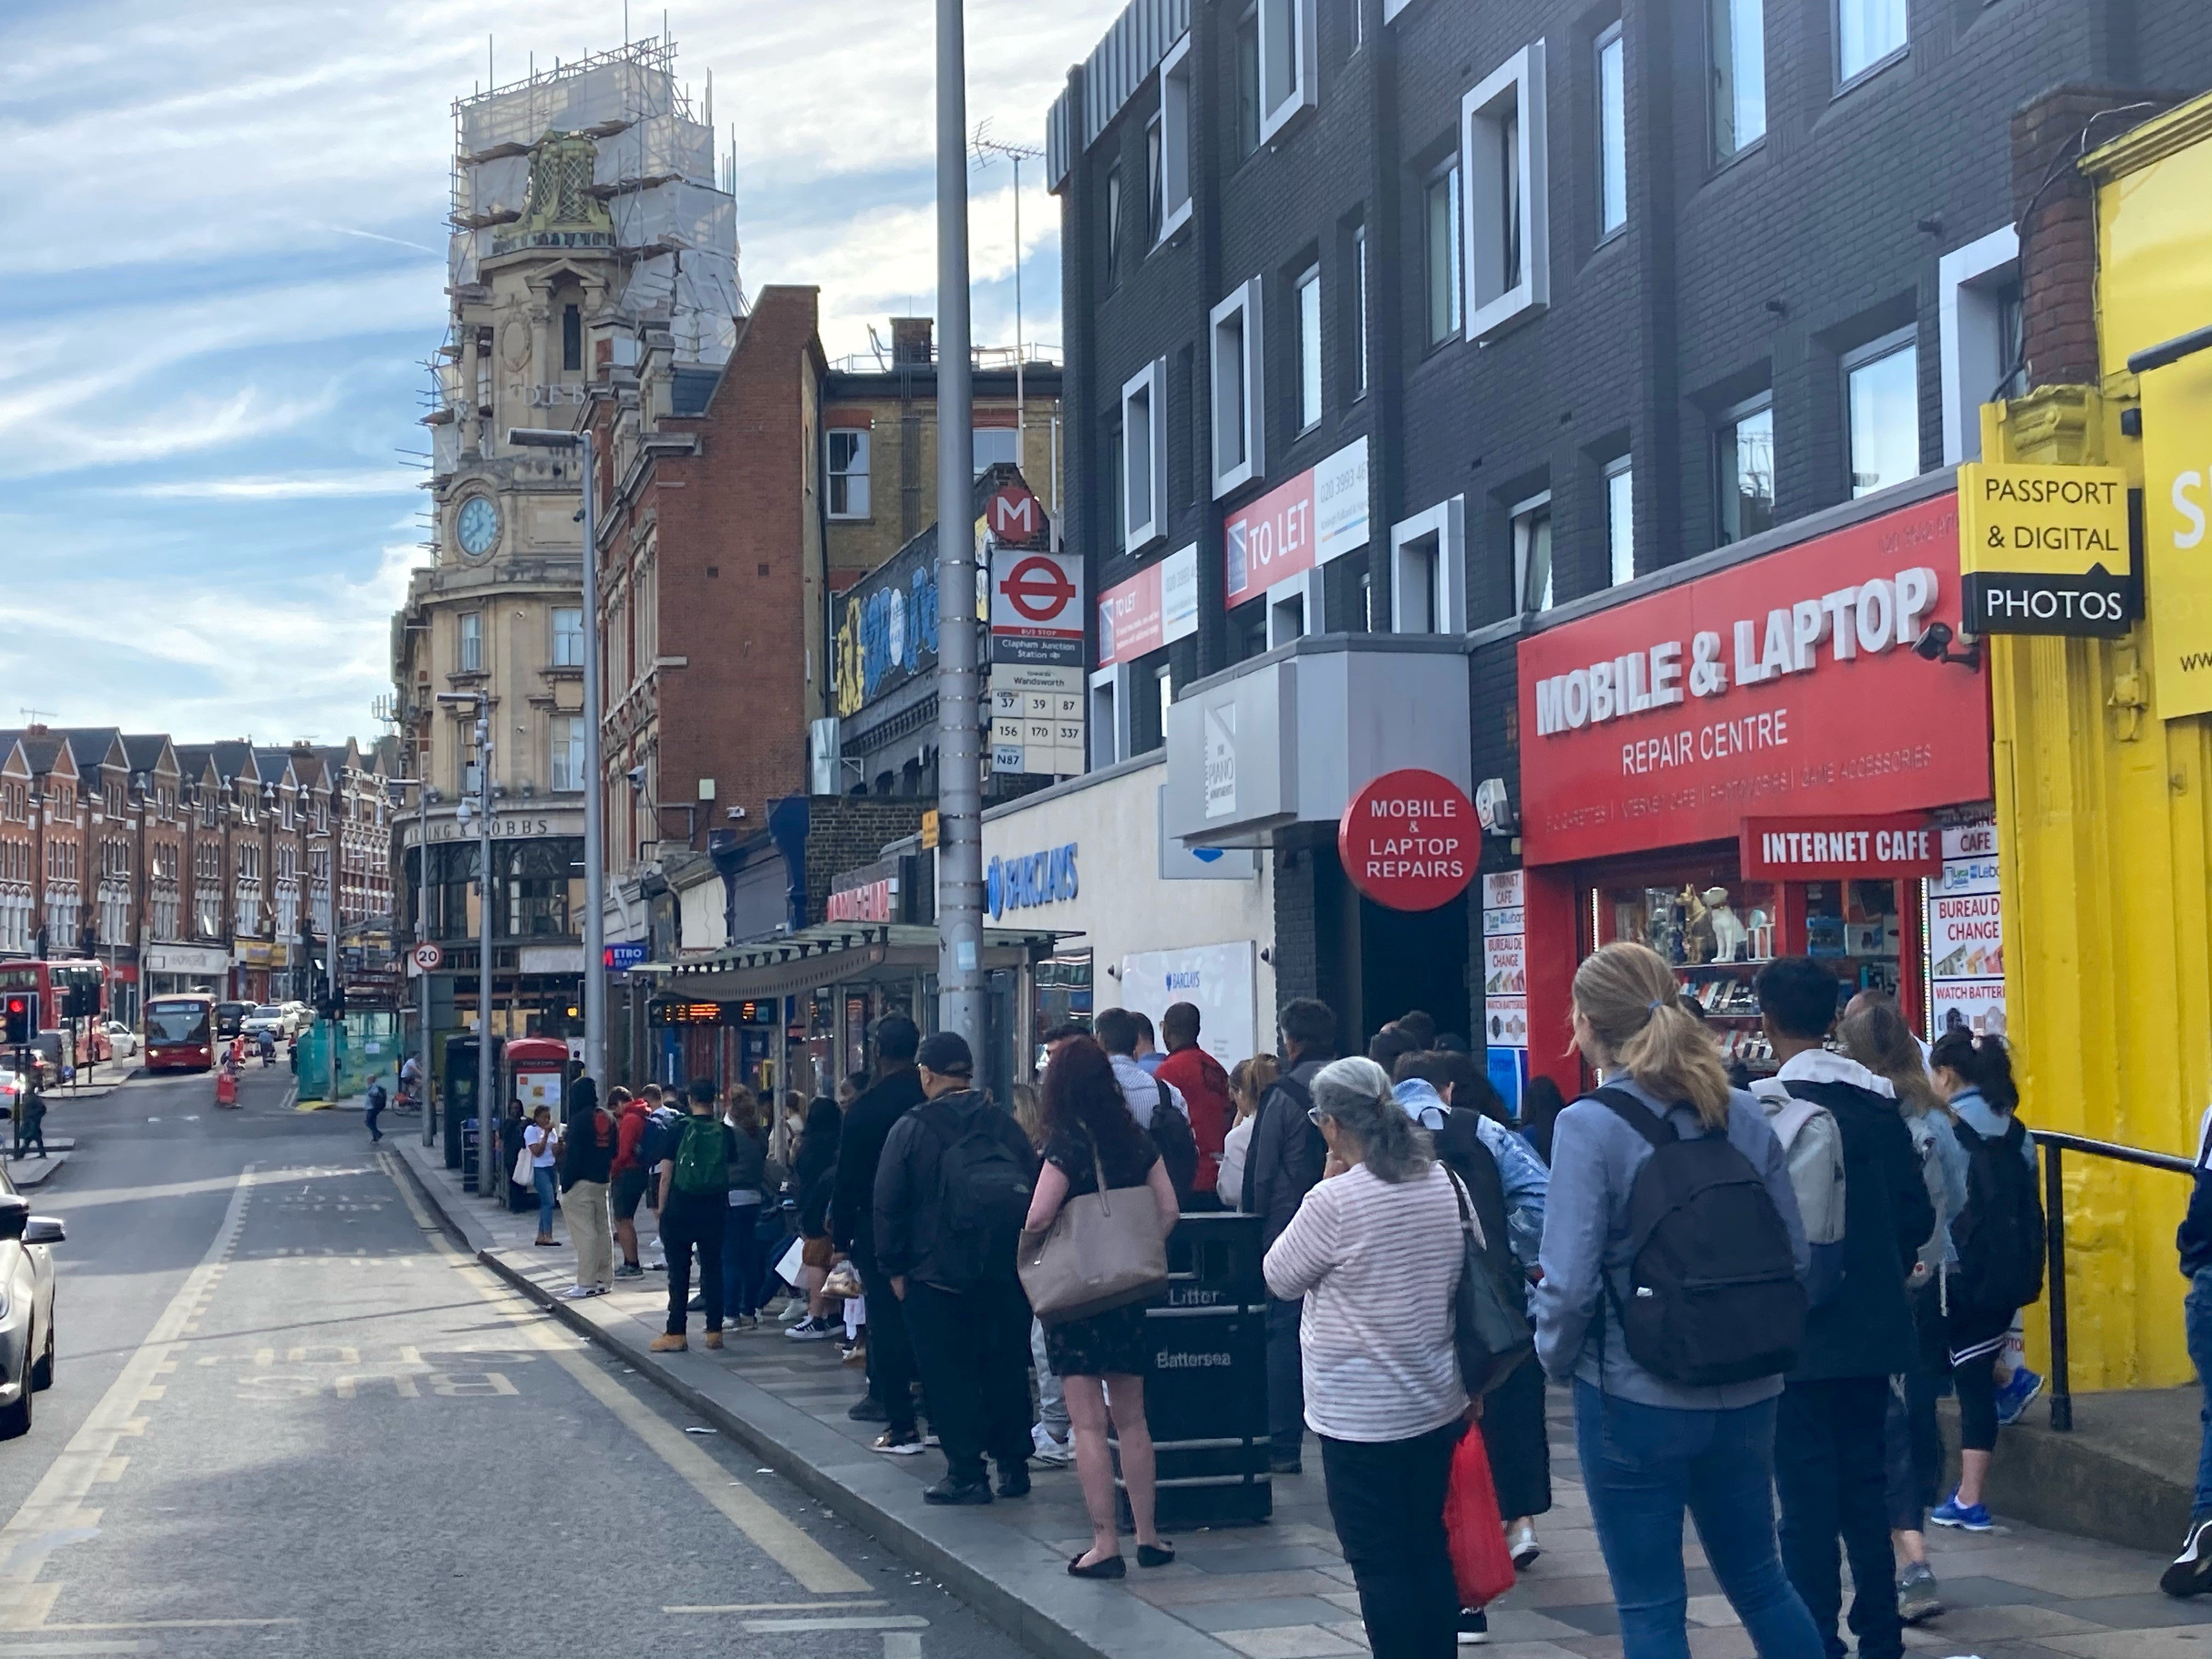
1263;1057;1468;1659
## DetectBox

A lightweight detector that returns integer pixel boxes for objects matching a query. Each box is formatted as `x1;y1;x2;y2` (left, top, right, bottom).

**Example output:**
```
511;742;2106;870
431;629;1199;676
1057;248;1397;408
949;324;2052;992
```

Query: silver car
0;1170;62;1438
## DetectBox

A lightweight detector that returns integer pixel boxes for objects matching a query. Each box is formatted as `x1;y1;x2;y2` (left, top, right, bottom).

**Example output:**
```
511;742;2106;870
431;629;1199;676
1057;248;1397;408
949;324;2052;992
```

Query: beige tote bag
1018;1132;1169;1325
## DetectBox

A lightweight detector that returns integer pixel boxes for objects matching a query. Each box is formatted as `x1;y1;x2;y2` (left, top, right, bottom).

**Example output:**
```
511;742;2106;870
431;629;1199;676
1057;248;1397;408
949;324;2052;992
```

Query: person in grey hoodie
1534;941;1822;1659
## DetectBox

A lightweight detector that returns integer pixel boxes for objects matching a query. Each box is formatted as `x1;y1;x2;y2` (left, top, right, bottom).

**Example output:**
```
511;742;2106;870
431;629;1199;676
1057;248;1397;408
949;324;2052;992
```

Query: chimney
889;317;934;365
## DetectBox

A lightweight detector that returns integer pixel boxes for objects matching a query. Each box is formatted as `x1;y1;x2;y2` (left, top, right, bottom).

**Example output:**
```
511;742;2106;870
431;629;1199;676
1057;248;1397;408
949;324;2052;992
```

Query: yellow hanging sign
1956;461;2132;636
2140;350;2212;720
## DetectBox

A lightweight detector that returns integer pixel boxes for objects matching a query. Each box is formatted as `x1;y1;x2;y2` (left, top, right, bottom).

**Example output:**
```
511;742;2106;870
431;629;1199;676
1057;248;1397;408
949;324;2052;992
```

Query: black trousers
1776;1376;1901;1659
1318;1420;1464;1659
904;1277;1032;1485
661;1193;726;1337
854;1242;921;1435
1478;1354;1552;1521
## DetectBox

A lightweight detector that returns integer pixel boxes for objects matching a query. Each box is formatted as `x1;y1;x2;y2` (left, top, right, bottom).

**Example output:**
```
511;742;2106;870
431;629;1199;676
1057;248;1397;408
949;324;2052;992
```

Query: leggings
1954;1350;2000;1453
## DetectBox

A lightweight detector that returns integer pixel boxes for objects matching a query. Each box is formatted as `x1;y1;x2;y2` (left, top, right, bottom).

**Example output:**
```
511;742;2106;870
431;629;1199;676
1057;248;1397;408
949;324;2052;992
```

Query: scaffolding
445;35;742;368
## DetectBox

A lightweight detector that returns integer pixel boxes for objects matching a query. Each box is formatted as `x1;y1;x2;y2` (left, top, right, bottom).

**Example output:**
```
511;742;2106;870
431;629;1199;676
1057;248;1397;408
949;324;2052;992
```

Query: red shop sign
1740;814;1943;879
1516;493;1989;866
1338;768;1476;912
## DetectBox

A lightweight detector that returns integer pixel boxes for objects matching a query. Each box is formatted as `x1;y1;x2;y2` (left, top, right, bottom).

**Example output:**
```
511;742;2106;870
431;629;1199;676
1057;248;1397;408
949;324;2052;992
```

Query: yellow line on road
382;1154;870;1595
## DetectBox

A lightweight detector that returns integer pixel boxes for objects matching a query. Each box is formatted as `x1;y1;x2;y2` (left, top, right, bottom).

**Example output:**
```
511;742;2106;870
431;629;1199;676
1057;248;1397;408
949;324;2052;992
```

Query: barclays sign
987;843;1079;921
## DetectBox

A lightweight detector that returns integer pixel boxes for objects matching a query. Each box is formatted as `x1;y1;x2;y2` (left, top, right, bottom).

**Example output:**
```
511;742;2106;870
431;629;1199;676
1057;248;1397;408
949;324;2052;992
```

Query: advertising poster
1119;942;1257;1072
1481;871;1528;1115
1929;820;2006;1037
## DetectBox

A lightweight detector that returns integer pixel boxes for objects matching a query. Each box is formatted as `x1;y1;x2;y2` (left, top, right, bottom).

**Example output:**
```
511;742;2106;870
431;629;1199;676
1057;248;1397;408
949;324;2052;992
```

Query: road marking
381;1153;870;1595
664;1600;888;1614
743;1616;930;1633
0;1170;256;1631
885;1634;923;1659
0;1640;153;1655
32;1621;298;1632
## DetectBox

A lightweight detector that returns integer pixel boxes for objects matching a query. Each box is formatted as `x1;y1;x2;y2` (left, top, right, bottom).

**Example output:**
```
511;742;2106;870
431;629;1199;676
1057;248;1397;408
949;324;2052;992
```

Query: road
0;1063;1039;1659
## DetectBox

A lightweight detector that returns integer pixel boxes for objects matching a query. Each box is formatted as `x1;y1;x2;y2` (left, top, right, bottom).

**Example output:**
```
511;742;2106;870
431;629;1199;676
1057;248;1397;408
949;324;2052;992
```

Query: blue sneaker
1994;1366;2045;1427
1930;1492;1993;1532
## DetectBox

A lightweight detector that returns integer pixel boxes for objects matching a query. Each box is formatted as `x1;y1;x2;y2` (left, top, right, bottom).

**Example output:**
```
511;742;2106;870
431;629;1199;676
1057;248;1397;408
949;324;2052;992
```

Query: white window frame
1267;570;1321;647
1210;279;1267;499
1424;159;1464;346
1352;223;1371;398
1604;456;1635;586
1938;224;2021;464
973;426;1020;475
1384;0;1417;19
1835;0;1908;89
1709;0;1768;162
1257;0;1318;145
551;606;584;668
1090;665;1132;770
551;715;585;793
1389;496;1468;634
458;611;483;674
1121;358;1168;553
1511;489;1555;615
1294;264;1323;432
1716;392;1776;545
1596;22;1627;240
1843;326;1921;499
827;428;871;519
1463;42;1550;342
1158;36;1195;244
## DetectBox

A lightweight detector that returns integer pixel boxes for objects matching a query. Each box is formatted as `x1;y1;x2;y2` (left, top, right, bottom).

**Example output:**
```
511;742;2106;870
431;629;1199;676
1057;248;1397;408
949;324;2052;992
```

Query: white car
100;1022;138;1060
0;1169;61;1438
241;1006;287;1041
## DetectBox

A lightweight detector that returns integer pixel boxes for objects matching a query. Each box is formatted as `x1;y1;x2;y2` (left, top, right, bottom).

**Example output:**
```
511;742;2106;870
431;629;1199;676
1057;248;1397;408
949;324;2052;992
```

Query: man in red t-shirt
609;1085;656;1278
1153;1002;1233;1202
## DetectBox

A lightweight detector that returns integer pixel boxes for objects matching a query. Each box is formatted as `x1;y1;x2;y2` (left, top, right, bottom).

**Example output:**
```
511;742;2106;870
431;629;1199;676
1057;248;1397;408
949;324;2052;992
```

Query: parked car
0;1167;61;1437
213;1002;250;1040
101;1022;138;1060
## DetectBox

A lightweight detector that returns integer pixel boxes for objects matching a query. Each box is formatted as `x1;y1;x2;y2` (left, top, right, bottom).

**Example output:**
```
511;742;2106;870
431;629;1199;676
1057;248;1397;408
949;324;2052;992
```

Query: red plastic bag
1444;1424;1515;1609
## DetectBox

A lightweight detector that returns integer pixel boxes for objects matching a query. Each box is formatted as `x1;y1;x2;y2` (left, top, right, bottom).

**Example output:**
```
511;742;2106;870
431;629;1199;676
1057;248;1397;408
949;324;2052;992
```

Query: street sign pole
935;0;986;1051
417;787;435;1149
477;711;496;1207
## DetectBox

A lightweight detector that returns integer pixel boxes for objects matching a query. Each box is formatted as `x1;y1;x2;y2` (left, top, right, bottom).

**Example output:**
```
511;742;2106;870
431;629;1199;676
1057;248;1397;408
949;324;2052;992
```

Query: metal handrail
2029;1128;2196;1431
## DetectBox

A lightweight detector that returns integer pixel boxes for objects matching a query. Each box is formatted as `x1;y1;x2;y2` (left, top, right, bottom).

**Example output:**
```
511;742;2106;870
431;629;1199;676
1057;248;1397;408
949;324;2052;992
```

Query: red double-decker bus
143;995;216;1073
0;959;108;1062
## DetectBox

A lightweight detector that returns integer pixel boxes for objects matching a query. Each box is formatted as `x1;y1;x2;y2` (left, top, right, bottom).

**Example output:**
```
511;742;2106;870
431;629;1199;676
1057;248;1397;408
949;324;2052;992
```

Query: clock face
456;496;500;559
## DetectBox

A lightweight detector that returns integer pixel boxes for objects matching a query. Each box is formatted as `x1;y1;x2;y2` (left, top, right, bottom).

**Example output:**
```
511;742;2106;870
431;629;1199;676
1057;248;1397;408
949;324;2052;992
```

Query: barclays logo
986;843;1079;921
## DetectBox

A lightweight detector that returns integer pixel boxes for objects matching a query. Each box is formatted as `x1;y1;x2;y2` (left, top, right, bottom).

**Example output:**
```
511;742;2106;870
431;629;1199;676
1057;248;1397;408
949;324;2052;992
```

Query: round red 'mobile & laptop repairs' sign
1338;769;1477;912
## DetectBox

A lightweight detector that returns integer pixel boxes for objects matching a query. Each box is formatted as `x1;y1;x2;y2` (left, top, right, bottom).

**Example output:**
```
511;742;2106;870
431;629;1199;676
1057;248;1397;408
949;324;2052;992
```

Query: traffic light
2;994;35;1046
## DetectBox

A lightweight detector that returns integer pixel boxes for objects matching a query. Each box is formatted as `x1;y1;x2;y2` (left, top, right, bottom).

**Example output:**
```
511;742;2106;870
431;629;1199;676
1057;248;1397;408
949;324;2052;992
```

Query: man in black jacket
831;1014;929;1452
1243;997;1336;1473
1755;958;1935;1659
873;1031;1039;1506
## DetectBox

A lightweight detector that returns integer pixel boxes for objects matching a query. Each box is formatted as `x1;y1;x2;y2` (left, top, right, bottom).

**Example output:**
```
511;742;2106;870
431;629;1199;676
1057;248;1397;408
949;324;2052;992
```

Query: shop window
1210;278;1266;496
1424;157;1464;347
1604;457;1635;586
1595;22;1627;240
1836;0;1906;86
1844;329;1920;498
1257;0;1318;144
1463;42;1549;341
827;430;870;518
1716;396;1774;543
1512;492;1554;614
1294;263;1323;432
1158;37;1195;241
1122;358;1167;551
1937;225;2021;464
1709;0;1766;162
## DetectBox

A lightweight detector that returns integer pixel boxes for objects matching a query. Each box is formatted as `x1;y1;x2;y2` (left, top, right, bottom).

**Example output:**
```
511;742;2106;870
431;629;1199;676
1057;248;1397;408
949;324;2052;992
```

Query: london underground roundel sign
1337;769;1477;912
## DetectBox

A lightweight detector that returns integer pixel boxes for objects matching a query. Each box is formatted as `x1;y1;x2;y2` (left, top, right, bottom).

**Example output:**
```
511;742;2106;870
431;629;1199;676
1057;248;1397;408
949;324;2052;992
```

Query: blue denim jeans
532;1166;558;1237
721;1201;764;1319
2187;1268;2212;1519
1573;1381;1822;1659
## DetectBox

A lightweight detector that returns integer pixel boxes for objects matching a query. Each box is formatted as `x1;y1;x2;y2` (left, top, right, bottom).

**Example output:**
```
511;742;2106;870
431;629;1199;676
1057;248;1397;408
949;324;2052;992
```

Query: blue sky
0;0;1109;745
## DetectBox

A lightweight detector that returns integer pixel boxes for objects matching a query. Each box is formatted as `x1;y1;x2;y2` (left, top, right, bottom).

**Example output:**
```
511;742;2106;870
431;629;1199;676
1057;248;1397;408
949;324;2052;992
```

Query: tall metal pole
579;430;607;1087
935;0;984;1048
418;784;435;1149
477;712;496;1205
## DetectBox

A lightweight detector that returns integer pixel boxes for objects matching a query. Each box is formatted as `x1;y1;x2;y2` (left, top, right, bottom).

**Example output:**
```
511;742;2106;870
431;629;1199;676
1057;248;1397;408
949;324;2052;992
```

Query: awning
657;922;1064;1001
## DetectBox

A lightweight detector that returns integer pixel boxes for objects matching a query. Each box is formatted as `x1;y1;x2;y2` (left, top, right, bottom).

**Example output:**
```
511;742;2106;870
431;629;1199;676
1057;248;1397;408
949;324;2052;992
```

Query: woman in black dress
1023;1037;1181;1578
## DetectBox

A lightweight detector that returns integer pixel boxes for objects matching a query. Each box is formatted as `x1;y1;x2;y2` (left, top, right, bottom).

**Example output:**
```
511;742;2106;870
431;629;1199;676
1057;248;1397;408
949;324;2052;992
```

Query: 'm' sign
1337;769;1476;913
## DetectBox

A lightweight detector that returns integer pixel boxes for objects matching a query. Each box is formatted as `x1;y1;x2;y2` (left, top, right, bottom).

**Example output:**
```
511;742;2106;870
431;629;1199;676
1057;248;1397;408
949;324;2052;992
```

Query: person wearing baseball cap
873;1029;1040;1504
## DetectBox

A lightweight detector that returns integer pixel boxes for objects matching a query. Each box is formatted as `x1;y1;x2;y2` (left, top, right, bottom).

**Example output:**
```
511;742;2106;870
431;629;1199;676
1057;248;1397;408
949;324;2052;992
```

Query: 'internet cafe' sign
1956;462;2133;636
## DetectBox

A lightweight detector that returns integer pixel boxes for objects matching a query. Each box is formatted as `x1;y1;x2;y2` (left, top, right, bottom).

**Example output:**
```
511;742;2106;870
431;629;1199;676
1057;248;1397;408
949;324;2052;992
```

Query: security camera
625;765;647;791
1913;622;1983;669
726;805;748;822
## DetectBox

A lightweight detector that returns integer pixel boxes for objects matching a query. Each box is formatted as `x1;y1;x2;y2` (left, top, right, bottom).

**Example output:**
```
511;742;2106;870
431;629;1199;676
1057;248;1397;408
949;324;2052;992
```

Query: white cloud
126;470;426;500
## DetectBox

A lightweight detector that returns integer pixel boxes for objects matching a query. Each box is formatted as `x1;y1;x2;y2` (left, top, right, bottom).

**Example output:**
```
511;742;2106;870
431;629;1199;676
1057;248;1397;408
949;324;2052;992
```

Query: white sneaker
557;1285;595;1300
779;1299;809;1324
1508;1518;1541;1568
786;1317;837;1341
1031;1425;1074;1466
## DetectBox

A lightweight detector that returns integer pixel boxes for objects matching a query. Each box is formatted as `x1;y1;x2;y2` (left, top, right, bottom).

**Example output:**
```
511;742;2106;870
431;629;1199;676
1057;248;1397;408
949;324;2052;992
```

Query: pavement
392;1133;2212;1659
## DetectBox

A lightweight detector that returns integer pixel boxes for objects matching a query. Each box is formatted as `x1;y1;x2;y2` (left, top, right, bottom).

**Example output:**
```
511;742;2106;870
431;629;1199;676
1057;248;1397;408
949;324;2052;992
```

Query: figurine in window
1703;885;1749;962
1682;884;1715;964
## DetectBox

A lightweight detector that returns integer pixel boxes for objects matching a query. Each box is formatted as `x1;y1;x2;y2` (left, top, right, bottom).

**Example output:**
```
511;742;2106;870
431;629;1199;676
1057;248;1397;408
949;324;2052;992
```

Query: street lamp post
439;692;496;1204
507;426;605;1086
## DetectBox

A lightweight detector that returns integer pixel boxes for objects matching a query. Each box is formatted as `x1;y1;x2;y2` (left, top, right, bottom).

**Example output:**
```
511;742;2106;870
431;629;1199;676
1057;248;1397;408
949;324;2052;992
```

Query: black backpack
1241;1073;1317;1216
639;1104;687;1168
1950;1115;2046;1315
1149;1081;1198;1209
1434;1110;1515;1286
1593;1087;1807;1387
918;1100;1034;1288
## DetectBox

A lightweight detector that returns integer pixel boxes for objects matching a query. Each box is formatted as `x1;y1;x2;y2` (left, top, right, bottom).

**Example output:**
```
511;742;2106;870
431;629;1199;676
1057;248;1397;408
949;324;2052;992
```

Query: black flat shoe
996;1468;1031;1498
1068;1553;1125;1579
1137;1543;1175;1568
922;1476;994;1506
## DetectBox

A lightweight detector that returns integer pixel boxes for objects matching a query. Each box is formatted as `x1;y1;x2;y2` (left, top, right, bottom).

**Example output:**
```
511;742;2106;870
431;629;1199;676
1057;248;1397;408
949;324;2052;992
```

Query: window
1235;10;1262;160
827;429;871;518
1513;492;1555;614
1158;36;1195;240
973;427;1020;474
551;716;586;793
1349;0;1364;49
1424;160;1463;346
1709;0;1767;160
1596;24;1627;238
1351;224;1371;398
1837;0;1905;83
458;612;482;673
1604;457;1635;586
1937;225;2021;464
1294;264;1322;430
1210;279;1266;497
1389;497;1467;634
1147;116;1164;245
552;607;584;667
1845;331;1920;497
1108;423;1127;551
1463;43;1549;340
1257;0;1317;143
562;303;583;373
1716;397;1775;543
1121;359;1167;551
1106;165;1124;282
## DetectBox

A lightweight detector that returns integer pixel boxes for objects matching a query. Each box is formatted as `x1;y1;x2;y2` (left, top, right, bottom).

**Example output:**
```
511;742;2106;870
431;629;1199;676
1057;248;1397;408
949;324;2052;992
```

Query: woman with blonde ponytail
1533;942;1820;1659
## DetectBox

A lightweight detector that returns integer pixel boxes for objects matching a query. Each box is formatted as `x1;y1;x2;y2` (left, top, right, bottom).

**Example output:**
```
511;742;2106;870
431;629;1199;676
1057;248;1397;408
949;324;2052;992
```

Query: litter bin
1118;1210;1272;1529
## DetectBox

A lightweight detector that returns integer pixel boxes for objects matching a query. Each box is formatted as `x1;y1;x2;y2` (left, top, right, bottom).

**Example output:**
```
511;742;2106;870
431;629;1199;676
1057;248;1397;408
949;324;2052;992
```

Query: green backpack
672;1115;729;1197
